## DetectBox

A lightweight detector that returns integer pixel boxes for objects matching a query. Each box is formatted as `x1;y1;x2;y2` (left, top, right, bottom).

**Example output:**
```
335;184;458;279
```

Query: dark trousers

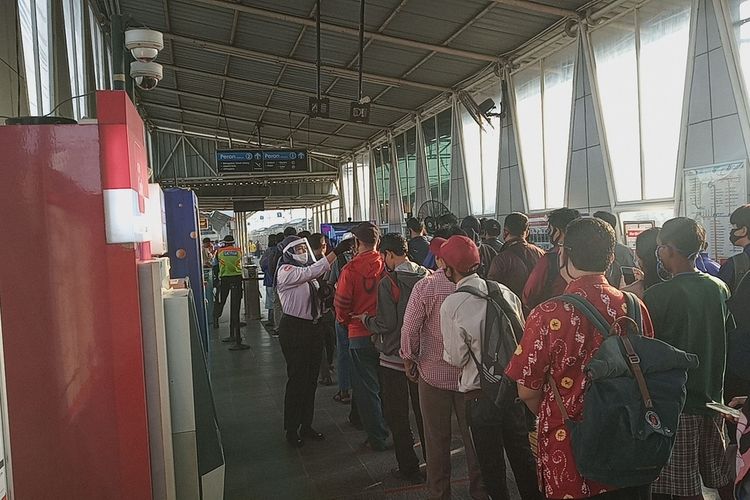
349;342;389;447
278;315;324;432
380;366;426;474
321;311;335;366
587;485;651;499
466;396;542;500
214;275;243;338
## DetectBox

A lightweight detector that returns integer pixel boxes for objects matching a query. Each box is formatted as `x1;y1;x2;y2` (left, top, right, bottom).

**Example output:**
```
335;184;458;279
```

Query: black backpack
455;279;522;407
553;292;699;488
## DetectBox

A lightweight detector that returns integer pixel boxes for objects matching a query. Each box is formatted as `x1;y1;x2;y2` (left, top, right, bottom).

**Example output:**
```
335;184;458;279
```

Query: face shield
281;237;316;267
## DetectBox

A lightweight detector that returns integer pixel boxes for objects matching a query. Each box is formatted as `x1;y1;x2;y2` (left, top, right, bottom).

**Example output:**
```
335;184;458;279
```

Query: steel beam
142;101;379;141
150;120;351;154
160;63;408;114
490;0;577;17
150;87;389;130
163;33;451;93
190;0;498;62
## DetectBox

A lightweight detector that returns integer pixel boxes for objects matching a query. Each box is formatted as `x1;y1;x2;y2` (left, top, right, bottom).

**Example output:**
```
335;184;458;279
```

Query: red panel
0;122;152;498
97;91;148;213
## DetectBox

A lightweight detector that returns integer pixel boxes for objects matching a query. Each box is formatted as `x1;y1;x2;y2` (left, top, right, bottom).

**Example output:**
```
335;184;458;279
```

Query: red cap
434;235;480;274
429;237;447;258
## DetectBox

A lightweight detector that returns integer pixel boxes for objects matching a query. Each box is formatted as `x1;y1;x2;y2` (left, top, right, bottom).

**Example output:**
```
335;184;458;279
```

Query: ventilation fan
417;200;452;235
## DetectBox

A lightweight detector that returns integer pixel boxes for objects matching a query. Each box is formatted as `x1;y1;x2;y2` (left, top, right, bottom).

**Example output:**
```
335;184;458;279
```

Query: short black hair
406;217;424;233
298;230;311;239
548;208;581;232
731;204;750;229
379;233;408;256
485;218;502;237
307;232;326;251
268;234;277;246
565;217;616;273
202;237;211;244
660;217;705;258
284;226;298;236
504;213;529;236
275;232;285;241
438;213;458;226
593;211;618;231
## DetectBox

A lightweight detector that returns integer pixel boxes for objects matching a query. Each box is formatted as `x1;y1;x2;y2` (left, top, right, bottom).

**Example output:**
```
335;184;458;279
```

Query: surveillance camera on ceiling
125;29;164;62
130;60;163;91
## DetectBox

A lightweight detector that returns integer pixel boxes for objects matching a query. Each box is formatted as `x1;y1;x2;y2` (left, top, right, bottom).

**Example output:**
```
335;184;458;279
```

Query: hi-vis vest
217;246;243;277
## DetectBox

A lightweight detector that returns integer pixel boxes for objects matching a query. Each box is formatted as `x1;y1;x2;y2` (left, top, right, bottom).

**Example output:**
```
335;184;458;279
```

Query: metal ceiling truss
143;101;374;142
189;0;498;62
151;120;353;154
160;64;409;114
490;0;578;17
216;9;241;136
163;33;451;93
150;86;389;130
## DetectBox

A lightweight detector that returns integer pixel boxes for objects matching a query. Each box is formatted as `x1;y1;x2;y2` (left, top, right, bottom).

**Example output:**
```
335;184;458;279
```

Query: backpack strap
733;253;750;291
559;294;612;337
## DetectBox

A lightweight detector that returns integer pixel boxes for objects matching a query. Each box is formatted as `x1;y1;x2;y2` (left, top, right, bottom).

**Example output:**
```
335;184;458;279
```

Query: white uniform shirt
276;257;331;320
440;274;524;393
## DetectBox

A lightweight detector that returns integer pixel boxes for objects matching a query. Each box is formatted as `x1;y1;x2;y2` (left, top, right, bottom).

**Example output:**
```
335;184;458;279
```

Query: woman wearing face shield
276;235;354;447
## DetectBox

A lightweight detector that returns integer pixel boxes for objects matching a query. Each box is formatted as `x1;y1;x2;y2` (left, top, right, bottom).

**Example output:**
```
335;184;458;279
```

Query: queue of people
260;205;750;500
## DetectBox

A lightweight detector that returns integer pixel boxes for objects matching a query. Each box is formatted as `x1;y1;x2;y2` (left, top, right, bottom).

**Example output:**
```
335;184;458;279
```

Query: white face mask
292;252;308;264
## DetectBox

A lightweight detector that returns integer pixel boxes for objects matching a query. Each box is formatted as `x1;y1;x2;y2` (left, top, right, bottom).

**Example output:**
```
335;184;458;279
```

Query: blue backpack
552;292;699;488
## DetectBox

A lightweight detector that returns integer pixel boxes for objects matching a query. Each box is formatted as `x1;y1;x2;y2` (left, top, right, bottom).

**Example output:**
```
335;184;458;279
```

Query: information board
216;149;308;174
623;221;655;250
527;215;552;251
682;160;748;261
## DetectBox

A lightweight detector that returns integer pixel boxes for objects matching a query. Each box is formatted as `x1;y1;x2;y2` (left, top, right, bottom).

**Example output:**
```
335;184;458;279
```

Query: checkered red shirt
400;269;461;391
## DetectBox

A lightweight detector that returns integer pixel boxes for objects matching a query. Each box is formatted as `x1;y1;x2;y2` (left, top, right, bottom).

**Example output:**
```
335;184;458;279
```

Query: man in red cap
439;235;542;500
334;222;389;451
401;236;486;500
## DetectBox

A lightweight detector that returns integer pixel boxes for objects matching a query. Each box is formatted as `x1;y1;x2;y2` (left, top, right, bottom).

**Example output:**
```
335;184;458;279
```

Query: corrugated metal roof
118;0;595;158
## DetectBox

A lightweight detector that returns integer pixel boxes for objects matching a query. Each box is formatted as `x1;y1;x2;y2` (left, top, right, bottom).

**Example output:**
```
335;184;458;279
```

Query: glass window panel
406;127;417;215
461;110;483;215
592;13;642;202
514;63;545;210
356;153;369;220
639;1;691;199
543;45;576;209
734;1;750;110
437;109;452;206
422;116;440;203
482;114;501;215
37;0;51;115
396;133;409;213
19;0;39;115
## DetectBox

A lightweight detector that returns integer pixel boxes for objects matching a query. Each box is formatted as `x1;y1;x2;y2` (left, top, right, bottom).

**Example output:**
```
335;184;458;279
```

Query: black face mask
730;227;746;246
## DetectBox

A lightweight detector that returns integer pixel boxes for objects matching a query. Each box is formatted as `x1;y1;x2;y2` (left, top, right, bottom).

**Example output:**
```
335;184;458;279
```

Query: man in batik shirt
506;217;655;500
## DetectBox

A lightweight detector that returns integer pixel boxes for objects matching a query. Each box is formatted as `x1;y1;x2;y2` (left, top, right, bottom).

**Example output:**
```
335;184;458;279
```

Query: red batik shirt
505;274;654;499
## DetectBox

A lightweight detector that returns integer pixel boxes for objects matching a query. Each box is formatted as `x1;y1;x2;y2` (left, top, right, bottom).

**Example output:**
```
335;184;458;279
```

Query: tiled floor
209;310;520;500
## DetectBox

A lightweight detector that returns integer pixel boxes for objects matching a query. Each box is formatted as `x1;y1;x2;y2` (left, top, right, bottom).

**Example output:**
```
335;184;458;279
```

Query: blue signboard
216;149;309;174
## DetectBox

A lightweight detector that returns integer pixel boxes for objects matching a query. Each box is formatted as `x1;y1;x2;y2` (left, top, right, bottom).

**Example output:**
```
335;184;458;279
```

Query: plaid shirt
400;269;461;391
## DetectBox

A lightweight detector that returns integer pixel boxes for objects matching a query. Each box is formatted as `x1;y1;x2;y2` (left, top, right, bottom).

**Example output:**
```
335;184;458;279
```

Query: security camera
125;29;163;62
130;60;163;90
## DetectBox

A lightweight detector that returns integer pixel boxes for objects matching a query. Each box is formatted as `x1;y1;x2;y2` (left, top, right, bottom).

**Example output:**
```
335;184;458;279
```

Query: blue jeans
335;322;351;392
349;338;388;448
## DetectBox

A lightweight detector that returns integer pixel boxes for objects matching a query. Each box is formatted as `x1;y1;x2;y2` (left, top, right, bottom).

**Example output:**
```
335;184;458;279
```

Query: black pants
466;396;542;500
379;366;426;474
278;315;324;432
587;485;651;499
320;310;335;366
215;275;243;338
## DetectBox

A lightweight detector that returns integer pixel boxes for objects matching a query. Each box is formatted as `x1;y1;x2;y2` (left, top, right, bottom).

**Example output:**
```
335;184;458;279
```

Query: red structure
0;92;153;498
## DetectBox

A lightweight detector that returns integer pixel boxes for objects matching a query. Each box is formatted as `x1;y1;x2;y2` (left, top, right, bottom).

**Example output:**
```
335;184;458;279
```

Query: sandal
333;391;351;404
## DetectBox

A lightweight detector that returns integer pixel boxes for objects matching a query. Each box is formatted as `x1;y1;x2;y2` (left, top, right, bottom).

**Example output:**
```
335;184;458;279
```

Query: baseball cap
429;237;447;257
223;234;235;243
351;222;380;245
433;235;480;274
485;218;502;235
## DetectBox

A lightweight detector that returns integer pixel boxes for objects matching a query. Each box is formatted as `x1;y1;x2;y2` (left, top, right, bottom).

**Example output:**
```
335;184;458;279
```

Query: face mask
655;246;672;282
730;227;746;246
292;252;308;265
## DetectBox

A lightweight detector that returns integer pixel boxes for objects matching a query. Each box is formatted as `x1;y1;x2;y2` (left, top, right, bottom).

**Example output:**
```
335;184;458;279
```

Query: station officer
214;234;244;341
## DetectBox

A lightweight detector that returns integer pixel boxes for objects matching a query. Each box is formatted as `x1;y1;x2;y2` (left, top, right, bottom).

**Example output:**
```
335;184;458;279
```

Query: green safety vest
217;246;243;277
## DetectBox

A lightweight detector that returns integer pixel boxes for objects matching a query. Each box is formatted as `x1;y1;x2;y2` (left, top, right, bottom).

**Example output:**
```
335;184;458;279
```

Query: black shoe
348;417;363;430
221;337;233;343
300;427;325;441
285;430;304;448
390;468;425;484
239;321;247;327
270;330;279;338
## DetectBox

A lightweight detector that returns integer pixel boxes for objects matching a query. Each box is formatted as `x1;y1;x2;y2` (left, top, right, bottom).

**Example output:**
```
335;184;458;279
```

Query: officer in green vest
214;234;244;342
